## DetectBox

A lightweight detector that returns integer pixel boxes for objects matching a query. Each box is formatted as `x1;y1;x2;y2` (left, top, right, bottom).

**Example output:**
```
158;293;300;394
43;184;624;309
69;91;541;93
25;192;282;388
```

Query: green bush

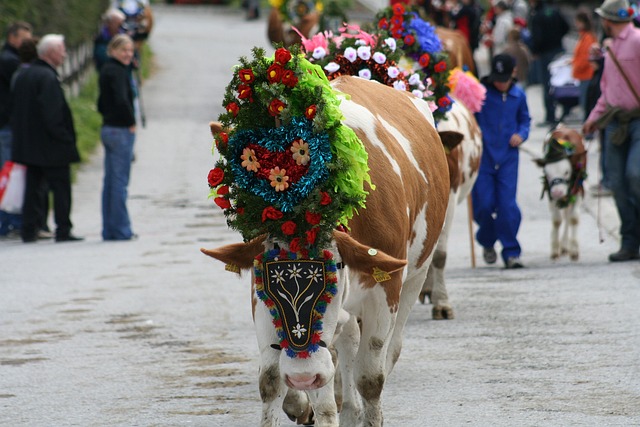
0;0;109;47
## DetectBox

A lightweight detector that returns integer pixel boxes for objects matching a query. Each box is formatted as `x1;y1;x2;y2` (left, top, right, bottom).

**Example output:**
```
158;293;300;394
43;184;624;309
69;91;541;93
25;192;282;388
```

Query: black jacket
528;2;569;55
0;43;20;128
11;59;79;167
98;58;135;127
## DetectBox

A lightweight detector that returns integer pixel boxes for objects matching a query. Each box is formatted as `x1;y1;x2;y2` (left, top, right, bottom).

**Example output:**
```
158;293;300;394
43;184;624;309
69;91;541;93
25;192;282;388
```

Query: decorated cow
201;47;454;426
534;125;587;261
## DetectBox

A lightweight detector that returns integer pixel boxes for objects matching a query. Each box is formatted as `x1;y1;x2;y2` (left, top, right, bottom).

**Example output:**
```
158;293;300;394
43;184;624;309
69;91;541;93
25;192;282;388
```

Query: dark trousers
21;165;72;240
535;47;564;123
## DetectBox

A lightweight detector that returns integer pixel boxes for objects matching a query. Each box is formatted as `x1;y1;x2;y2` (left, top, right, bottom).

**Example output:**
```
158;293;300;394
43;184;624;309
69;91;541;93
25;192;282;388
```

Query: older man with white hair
11;34;83;243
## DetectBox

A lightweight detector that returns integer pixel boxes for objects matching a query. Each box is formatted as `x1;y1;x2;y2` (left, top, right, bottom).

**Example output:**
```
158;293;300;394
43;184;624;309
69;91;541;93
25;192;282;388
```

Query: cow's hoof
432;305;454;320
419;290;431;304
570;253;579;261
551;253;560;260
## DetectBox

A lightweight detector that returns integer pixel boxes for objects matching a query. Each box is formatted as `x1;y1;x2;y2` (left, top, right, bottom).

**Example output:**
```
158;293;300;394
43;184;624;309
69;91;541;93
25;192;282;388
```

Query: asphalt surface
1;4;639;427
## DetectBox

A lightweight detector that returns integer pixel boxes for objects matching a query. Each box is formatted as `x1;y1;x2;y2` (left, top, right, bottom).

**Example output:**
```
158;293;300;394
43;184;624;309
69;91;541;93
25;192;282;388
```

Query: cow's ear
533;158;546;168
209;121;223;137
332;230;407;275
201;234;267;271
439;131;464;152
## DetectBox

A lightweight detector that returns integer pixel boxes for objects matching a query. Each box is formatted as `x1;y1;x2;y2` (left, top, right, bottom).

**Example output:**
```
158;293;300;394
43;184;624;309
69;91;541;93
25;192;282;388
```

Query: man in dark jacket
11;34;83;243
0;21;32;236
528;0;569;126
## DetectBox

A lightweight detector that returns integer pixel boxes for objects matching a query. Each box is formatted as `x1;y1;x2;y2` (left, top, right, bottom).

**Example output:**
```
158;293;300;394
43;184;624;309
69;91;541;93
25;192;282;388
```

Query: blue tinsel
227;117;332;212
409;14;442;54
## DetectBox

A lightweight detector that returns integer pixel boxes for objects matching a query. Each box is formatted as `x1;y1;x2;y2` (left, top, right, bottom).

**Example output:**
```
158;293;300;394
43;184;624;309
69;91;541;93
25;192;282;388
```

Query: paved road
1;5;639;427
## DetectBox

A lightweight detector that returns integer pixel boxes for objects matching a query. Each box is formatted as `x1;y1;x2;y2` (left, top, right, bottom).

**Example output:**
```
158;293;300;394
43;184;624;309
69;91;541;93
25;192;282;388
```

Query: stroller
548;54;581;121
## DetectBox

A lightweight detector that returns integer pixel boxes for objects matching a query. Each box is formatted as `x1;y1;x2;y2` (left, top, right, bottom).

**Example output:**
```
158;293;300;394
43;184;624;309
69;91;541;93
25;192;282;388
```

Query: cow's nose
285;374;321;390
550;187;566;200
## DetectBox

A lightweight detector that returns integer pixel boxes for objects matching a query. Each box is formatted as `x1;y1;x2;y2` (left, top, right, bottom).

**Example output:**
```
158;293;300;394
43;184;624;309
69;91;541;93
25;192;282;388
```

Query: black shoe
55;234;84;243
483;247;497;264
22;236;37;243
608;249;640;262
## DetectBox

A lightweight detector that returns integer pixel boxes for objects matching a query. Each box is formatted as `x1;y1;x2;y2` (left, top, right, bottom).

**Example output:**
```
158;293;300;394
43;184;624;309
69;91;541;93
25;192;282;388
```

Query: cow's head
534;127;586;202
201;231;406;390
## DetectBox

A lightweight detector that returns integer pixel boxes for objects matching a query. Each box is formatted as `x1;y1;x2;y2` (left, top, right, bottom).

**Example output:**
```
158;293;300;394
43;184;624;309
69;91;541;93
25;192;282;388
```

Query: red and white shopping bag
0;161;27;214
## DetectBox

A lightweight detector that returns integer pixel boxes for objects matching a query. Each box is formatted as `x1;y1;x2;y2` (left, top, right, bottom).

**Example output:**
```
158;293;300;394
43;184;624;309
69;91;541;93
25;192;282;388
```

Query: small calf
534;126;587;261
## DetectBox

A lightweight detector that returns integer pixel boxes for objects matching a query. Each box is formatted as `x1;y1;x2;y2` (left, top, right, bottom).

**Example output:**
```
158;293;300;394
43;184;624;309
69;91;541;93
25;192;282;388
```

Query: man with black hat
472;53;531;269
583;0;640;262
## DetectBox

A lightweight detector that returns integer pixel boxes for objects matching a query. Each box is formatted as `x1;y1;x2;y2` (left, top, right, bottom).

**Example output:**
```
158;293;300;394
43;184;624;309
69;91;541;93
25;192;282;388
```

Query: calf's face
542;159;572;201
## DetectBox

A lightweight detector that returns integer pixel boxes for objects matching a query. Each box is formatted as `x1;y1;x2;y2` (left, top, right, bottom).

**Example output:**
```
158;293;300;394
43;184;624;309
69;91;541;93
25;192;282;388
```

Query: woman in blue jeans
98;34;136;241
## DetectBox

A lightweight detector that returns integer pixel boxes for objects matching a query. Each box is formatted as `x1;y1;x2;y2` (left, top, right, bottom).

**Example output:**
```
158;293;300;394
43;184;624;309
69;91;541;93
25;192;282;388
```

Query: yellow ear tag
225;264;240;273
372;267;392;283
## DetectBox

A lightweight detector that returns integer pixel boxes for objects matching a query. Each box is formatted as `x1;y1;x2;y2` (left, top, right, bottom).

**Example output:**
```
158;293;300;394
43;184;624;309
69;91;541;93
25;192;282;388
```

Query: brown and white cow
202;76;454;426
534;125;587;261
435;27;476;75
420;97;482;319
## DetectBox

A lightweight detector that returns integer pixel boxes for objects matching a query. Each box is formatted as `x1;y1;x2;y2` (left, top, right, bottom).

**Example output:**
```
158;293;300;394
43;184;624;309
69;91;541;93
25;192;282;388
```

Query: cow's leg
283;389;314;425
259;357;286;427
549;202;562;259
354;287;398;427
306;382;339;427
567;199;580;261
334;314;362;426
421;195;456;319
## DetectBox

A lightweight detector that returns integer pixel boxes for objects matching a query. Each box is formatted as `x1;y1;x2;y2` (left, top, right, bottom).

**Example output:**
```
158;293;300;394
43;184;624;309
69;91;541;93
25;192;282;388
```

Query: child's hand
509;134;523;147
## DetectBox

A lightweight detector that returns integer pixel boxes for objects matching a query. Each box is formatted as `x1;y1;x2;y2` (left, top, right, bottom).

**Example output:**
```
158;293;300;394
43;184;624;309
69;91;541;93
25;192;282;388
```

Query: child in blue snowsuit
472;54;531;269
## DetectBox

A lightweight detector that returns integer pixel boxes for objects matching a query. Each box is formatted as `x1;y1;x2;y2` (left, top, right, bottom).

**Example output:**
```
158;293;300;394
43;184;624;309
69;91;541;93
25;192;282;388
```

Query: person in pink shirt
583;0;640;262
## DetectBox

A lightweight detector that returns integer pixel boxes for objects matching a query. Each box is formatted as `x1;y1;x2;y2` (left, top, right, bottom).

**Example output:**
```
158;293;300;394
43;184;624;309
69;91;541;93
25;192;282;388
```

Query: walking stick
467;194;476;268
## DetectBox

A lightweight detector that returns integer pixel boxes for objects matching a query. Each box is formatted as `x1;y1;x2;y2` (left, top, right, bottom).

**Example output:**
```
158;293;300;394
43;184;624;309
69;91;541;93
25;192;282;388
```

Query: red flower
305;105;317;120
219;132;229;143
267;63;285;83
392;3;405;15
217;185;229;195
226;102;239;116
391;15;404;27
289;237;301;253
320;191;332;206
275;48;292;65
434;61;447;73
268;99;287;116
281;70;298;88
215;132;228;150
262;206;283;222
378;17;389;29
207;167;224;187
391;28;403;39
404;34;415;46
238;68;255;84
281;221;297;235
237;84;252;100
305;227;319;245
437;96;451;108
214;197;231;209
236;207;245;215
305;211;322;225
418;53;430;68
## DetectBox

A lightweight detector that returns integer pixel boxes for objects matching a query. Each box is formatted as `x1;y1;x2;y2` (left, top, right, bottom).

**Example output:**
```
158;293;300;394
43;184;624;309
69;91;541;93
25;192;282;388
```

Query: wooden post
467;194;476;268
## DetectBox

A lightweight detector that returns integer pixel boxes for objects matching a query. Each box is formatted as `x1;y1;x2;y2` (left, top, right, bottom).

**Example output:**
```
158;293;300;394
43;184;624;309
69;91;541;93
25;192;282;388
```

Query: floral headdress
209;46;371;254
374;3;453;121
297;24;435;108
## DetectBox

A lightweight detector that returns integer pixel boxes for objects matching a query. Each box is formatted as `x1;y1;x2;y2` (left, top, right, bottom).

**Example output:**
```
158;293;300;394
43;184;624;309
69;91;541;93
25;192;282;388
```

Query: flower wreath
269;0;323;23
298;24;436;108
254;247;338;358
374;3;453;122
209;46;371;252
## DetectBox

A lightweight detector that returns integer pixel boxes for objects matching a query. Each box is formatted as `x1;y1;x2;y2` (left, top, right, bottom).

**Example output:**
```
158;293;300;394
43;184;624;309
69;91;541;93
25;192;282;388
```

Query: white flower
305;266;323;283
355;39;366;46
358;68;372;79
288;263;303;279
387;66;400;78
273;268;286;284
412;89;424;99
312;47;326;59
393;80;406;91
357;46;371;61
324;62;340;73
372;52;387;64
409;73;421;86
344;47;357;62
384;37;396;52
292;323;307;339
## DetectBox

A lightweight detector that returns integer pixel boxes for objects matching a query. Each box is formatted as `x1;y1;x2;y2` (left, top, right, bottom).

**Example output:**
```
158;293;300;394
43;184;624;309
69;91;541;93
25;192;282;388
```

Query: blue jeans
101;126;135;240
605;118;640;252
0;126;22;235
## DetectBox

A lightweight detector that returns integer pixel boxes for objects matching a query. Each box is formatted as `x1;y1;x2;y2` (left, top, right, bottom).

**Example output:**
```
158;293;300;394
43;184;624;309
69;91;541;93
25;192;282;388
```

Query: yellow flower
241;147;260;172
290;138;310;165
269;167;290;192
269;0;283;8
